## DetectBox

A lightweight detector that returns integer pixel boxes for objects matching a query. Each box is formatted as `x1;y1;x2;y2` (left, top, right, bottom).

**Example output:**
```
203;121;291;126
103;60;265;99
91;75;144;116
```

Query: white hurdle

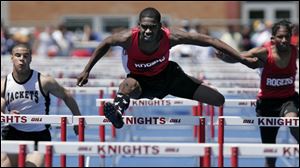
1;114;206;167
94;98;255;142
1;114;73;167
217;116;299;167
2;97;299;167
2;114;299;167
3;140;297;167
96;97;203;144
219;116;299;127
73;115;200;125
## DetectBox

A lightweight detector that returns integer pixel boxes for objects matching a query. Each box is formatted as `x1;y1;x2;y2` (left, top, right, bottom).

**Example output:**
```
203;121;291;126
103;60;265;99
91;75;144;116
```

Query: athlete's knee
193;84;224;106
284;112;298;117
26;151;44;167
1;153;18;167
119;78;141;98
214;93;225;106
1;153;11;167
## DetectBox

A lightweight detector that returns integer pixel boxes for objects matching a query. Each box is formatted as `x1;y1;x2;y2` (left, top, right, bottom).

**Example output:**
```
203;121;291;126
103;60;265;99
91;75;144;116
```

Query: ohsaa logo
165;148;179;153
169;119;181;123
238;102;248;106
264;148;277;153
78;146;92;152
31;117;42;122
243;119;254;124
173;101;184;105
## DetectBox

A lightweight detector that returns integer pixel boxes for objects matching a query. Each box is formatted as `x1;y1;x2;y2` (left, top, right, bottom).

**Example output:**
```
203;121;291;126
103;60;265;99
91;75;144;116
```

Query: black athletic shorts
2;125;51;150
127;61;200;99
256;92;299;117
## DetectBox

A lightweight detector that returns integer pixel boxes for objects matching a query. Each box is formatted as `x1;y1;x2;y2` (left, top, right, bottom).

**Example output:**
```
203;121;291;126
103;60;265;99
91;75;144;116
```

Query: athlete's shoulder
107;29;132;48
111;29;132;41
168;27;193;46
39;73;56;87
167;27;186;43
168;27;185;37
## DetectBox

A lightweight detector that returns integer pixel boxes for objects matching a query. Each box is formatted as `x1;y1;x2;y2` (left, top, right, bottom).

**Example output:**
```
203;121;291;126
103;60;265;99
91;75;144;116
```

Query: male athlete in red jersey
77;7;256;129
217;20;299;167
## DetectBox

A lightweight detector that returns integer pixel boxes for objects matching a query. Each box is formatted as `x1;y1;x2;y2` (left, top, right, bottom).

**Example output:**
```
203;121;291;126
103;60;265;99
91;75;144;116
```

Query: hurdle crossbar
2;141;298;167
218;116;299;127
3;115;298;127
73;116;202;125
38;141;216;156
2;141;298;158
1;114;203;126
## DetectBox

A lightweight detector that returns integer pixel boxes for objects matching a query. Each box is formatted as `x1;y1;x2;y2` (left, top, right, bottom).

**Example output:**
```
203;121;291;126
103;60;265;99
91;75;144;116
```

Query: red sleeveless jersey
125;27;170;76
257;42;297;99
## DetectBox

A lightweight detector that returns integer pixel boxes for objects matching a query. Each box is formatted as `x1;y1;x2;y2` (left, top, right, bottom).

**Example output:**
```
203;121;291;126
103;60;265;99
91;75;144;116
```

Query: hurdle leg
18;144;26;167
45;145;53;167
78;118;85;167
231;147;238;167
60;117;67;167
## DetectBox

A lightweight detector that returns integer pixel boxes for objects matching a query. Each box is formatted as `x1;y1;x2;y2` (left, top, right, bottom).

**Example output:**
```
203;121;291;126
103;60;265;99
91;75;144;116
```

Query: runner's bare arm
41;75;81;116
77;30;132;86
216;47;268;69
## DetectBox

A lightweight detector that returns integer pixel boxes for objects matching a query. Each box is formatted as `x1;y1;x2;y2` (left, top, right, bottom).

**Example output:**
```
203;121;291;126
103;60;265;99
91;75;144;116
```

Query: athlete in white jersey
5;70;50;132
1;44;82;167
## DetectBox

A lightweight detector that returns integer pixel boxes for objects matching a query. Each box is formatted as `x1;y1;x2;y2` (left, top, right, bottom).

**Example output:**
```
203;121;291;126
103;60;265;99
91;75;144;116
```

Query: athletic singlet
125;27;171;76
257;42;297;99
4;70;50;132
